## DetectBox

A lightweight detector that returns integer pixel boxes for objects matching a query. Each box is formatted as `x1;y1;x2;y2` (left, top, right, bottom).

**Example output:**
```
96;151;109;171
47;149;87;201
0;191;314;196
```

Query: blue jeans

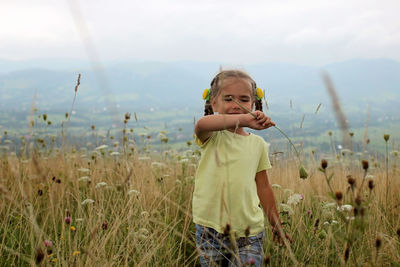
195;224;265;267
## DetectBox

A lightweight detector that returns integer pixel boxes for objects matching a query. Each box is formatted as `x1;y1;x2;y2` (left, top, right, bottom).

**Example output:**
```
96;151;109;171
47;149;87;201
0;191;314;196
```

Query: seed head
65;112;69;119
361;160;369;170
335;191;343;201
43;114;47;121
38;189;43;196
344;245;350;263
102;221;108;230
355;196;362;206
368;180;374;190
299;166;308;179
35;248;45;264
347;175;356;186
396;228;400;238
223;224;231;236
125;112;131;121
245;226;250;237
321;159;328;170
383;134;390;142
375;237;382;249
328;131;332;136
264;255;271;265
91;125;95;130
349;132;354;137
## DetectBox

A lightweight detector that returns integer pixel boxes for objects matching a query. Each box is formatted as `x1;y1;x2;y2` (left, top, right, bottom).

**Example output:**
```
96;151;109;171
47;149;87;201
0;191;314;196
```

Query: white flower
338;204;353;212
128;189;140;196
95;182;107;188
78;168;90;173
179;158;189;163
81;199;95;205
75;218;84;222
365;174;374;180
322;202;337;209
78;176;91;182
331;220;338;225
110;151;120;156
272;184;281;189
287;193;304;205
283;189;293;196
151;162;164;168
346;216;355;221
138;156;151;161
280;203;294;215
95;145;108;150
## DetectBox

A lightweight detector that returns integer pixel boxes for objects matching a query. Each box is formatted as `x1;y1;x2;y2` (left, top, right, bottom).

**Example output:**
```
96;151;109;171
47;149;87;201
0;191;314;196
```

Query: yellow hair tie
202;88;210;101
256;88;264;100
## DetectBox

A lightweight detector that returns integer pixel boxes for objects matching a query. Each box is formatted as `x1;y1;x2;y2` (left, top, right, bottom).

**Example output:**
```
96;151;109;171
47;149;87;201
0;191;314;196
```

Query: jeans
195;224;265;267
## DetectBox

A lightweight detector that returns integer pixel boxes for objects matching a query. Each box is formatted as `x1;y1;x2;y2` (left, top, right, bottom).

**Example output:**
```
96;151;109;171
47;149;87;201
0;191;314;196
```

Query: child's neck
226;127;249;136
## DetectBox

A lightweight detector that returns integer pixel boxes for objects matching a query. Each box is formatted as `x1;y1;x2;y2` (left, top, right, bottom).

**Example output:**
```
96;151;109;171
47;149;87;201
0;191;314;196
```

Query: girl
193;70;286;266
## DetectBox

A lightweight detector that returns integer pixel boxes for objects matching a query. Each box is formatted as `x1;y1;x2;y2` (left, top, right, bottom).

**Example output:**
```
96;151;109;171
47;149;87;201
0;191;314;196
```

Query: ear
210;95;218;112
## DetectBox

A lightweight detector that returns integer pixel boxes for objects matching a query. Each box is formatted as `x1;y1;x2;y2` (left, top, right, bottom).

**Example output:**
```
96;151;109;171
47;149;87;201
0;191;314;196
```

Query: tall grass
0;132;399;266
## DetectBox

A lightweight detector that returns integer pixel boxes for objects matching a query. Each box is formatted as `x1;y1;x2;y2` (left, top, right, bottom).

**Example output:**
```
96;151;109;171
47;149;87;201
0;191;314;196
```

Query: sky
1;0;400;66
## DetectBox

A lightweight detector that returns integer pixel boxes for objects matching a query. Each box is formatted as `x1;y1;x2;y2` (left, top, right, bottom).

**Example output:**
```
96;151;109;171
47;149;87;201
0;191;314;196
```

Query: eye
240;98;250;102
223;97;233;102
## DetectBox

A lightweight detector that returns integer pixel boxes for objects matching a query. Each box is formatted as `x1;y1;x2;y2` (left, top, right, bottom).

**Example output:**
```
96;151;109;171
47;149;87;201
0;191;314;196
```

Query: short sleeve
194;132;216;148
257;141;272;172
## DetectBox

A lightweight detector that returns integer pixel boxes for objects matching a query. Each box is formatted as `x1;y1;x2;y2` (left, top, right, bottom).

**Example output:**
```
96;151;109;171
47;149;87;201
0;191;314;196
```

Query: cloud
0;0;399;65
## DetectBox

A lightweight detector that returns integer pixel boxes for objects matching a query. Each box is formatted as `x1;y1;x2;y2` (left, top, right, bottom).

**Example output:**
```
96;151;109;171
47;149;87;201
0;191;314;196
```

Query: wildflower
35;248;45;265
223;224;231;235
51;258;57;263
249;258;256;265
95;145;108;150
95;182;107;188
318;230;327;239
283;188;293;196
375;237;382;249
335;191;343;201
287;193;304;205
299;166;308;179
110;151;120;156
307;210;312;216
128;189;140;196
44;240;53;247
76;218;84;222
322;202;337;209
361;160;369;170
81;199;95;205
321;159;328;170
347;175;356;187
78;168;90;173
78;176;91;182
368;180;374;190
365;174;374;180
65;216;72;224
345;216;355;221
383;134;390;142
271;184;281;189
344;246;350;263
280;203;294;215
70;226;76;231
264;255;270;265
72;251;80;256
138;156;151;161
338;204;353;212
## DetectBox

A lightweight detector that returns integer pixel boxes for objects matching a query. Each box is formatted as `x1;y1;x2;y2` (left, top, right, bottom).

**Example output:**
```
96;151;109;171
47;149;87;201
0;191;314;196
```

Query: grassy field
0;126;399;266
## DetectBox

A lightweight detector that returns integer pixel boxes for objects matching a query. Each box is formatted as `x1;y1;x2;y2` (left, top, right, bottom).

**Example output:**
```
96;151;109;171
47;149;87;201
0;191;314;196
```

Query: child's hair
204;70;263;116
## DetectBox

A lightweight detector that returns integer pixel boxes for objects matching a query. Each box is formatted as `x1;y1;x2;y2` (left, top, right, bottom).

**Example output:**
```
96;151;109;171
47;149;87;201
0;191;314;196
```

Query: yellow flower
51;258;57;263
202;88;210;100
72;251;80;256
70;226;76;231
256;88;263;100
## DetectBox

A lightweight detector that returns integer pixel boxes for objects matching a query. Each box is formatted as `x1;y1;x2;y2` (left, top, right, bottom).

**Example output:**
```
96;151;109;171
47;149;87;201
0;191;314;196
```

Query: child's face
211;78;254;115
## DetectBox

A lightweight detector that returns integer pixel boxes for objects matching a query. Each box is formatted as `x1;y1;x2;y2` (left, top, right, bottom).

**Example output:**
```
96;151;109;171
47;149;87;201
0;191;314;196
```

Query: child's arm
255;170;290;242
194;111;274;143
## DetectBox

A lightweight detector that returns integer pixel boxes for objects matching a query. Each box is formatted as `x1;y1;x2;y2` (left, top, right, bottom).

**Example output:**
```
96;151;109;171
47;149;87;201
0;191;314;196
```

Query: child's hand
246;111;275;130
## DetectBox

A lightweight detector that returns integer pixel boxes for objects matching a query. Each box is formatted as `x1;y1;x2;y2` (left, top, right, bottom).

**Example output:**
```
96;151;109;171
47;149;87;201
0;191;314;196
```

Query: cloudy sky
1;0;400;65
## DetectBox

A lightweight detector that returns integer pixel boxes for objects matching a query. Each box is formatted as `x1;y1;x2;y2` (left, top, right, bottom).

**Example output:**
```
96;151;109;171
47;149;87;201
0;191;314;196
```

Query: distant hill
0;58;399;117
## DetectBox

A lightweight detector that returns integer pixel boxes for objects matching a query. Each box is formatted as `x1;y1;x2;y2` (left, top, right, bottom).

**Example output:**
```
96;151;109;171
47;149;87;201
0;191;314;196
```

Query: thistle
229;97;308;179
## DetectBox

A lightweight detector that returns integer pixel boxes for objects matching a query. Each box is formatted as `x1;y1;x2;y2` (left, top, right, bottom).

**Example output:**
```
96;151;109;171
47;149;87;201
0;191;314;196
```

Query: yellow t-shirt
192;130;272;237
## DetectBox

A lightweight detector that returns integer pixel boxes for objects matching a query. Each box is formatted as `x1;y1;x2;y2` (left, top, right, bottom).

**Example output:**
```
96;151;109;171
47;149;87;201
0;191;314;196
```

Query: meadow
0;113;399;266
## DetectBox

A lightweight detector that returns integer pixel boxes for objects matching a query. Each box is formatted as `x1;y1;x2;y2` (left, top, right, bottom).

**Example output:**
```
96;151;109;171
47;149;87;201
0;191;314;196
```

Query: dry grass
0;137;399;266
